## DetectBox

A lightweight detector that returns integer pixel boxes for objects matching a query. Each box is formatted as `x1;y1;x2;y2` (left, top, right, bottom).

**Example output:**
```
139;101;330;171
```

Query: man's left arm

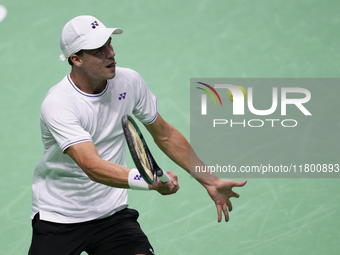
144;113;247;222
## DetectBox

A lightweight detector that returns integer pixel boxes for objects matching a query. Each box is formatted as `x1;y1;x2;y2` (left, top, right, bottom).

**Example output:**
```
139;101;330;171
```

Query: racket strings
128;121;153;179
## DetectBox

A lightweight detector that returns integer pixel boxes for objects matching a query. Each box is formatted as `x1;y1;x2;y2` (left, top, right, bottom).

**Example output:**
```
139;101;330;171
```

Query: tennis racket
122;115;171;185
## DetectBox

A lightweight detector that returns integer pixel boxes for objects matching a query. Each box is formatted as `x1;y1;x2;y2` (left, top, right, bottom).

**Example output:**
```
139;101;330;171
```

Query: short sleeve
132;72;158;124
40;97;92;152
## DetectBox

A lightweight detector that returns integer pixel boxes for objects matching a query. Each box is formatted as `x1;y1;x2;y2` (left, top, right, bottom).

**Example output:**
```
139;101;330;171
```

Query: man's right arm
65;141;179;194
66;141;131;188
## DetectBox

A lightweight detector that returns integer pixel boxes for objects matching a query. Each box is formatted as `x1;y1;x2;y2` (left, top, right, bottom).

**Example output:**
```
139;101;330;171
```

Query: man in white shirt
28;15;247;255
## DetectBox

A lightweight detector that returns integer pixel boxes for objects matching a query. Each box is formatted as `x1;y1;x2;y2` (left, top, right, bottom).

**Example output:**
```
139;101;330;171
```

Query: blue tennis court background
0;0;339;254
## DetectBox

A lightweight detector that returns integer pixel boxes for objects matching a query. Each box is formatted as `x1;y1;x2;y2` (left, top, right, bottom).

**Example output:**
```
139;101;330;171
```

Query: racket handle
157;169;171;183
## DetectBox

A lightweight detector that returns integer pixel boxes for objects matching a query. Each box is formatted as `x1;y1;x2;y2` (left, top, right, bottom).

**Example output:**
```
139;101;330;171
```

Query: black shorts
28;208;154;255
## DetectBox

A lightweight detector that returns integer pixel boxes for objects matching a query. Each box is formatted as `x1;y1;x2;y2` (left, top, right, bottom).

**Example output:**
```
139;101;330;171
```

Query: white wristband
128;168;150;190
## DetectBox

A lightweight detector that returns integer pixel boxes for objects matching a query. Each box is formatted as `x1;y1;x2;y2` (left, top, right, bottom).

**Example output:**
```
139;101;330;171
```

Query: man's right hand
149;171;179;195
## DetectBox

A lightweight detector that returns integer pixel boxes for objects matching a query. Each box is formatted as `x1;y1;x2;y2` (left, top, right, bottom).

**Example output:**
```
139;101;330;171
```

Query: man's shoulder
110;67;146;92
41;76;75;109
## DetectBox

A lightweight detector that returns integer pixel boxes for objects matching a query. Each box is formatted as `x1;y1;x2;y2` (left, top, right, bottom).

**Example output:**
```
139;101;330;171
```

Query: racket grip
157;169;171;183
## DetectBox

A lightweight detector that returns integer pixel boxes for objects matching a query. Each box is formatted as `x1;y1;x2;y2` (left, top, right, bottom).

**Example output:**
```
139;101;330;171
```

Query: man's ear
70;54;83;67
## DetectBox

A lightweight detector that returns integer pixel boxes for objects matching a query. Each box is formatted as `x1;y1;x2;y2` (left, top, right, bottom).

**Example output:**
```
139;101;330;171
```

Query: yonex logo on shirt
119;92;127;100
91;21;99;29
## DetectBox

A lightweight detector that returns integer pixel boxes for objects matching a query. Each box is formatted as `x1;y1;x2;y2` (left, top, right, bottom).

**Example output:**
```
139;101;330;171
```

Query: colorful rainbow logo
196;82;222;106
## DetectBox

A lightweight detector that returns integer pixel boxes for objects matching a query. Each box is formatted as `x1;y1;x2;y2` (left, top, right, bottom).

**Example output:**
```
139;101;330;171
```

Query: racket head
122;115;157;185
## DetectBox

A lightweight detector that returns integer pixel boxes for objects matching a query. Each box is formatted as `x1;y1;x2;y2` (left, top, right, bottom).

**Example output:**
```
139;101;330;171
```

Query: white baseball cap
59;15;123;61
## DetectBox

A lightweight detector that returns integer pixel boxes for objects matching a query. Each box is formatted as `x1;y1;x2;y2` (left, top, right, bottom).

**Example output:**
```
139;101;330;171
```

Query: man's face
79;37;117;80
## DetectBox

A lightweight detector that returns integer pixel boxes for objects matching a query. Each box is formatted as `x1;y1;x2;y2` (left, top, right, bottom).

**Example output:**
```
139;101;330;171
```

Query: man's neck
69;70;107;95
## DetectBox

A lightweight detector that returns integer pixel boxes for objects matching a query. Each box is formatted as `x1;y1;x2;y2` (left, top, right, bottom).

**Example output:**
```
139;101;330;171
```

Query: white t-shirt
32;67;158;223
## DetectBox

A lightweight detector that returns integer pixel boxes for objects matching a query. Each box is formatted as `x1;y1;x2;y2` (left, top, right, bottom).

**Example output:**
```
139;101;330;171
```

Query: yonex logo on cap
91;21;99;29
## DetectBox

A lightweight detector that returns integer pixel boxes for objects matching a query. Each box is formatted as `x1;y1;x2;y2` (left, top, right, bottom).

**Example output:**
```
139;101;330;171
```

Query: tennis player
28;15;247;255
